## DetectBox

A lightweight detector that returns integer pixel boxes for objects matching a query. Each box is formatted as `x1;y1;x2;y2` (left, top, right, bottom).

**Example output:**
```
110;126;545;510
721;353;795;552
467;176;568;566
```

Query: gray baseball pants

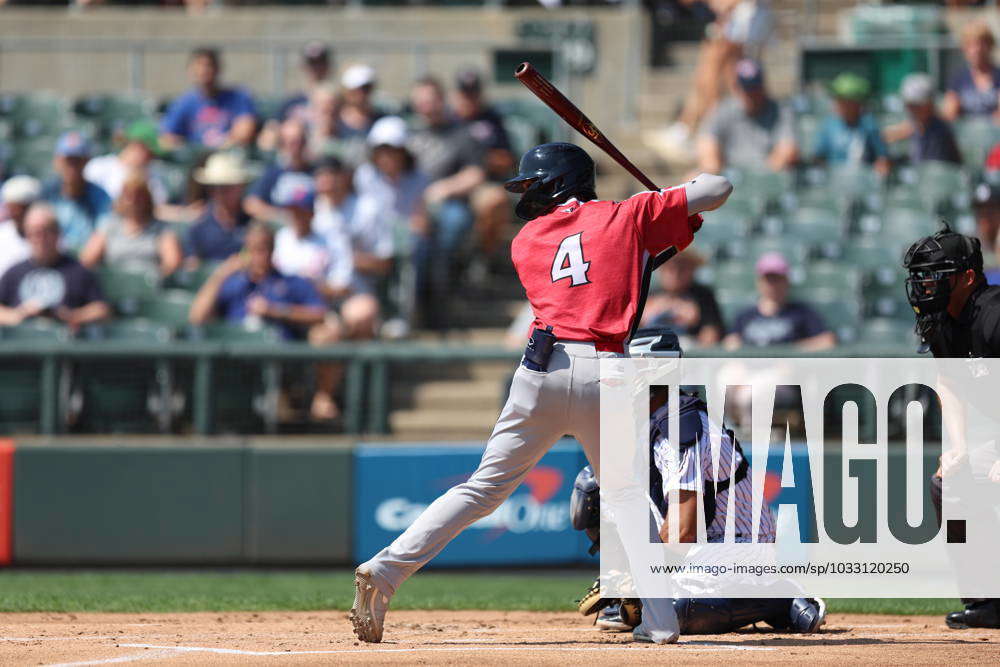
361;341;611;592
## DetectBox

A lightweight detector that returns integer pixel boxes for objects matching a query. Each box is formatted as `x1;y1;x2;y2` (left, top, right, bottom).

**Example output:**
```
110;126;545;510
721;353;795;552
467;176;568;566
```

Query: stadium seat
723;236;810;264
713;286;756;327
166;262;218;293
801;290;862;343
955;118;1000;167
0;321;70;432
858;316;920;348
135;290;195;331
98;266;162;316
796;262;863;295
73;319;174;433
185;323;283;434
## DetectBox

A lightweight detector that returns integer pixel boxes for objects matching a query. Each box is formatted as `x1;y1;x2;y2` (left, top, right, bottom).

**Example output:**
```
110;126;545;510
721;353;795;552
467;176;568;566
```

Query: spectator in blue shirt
184;152;255;264
884;73;963;166
943;21;1000;122
814;72;890;176
41;131;112;253
159;47;258;151
244;117;314;223
724;252;835;350
188;222;325;341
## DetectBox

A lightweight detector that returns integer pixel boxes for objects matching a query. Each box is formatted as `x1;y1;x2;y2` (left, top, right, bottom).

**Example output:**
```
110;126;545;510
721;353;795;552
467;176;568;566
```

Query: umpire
903;223;1000;629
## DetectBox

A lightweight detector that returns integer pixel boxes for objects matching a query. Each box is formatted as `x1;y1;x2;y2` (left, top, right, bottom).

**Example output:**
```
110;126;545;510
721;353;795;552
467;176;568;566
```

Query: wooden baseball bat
514;61;678;269
514;61;659;192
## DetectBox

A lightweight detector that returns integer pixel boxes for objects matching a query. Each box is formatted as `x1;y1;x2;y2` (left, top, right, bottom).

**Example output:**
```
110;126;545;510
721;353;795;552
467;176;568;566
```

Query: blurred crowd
635;16;1000;354
0;43;521;420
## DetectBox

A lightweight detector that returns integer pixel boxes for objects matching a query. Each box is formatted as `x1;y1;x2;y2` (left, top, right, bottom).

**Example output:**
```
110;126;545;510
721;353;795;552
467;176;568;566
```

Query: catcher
571;327;826;636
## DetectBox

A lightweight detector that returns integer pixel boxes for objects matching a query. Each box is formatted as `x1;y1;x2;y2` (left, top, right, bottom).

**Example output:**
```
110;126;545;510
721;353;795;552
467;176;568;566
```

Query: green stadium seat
98;266;162;316
135;290;195;331
713;287;756;326
796;262;863;295
802;291;862;343
73;319;174;433
0;321;70;432
187;322;283;343
723;236;810;264
955;118;1000;167
858;316;919;348
165;262;218;292
184;323;283;434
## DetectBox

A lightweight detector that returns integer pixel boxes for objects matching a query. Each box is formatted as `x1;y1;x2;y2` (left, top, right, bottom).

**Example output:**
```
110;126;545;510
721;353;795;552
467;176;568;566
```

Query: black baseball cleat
945;602;1000;629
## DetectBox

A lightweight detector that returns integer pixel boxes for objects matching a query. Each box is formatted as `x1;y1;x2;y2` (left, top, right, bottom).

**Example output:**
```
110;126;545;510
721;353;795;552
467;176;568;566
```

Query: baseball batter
350;142;733;644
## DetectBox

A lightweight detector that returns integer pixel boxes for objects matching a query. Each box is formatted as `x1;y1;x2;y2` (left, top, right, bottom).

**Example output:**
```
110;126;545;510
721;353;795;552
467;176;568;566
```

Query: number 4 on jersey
551;232;591;286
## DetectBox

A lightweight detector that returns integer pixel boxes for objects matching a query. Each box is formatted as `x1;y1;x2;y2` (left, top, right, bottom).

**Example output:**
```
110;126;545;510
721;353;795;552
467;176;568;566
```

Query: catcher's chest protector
648;395;748;529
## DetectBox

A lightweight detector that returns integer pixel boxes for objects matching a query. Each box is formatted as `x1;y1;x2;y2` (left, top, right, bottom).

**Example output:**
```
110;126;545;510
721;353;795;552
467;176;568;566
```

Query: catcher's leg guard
788;597;826;633
673;598;792;634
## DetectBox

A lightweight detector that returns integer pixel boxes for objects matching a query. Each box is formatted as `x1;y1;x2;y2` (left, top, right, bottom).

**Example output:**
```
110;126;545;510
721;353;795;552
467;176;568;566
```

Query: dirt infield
0;610;997;665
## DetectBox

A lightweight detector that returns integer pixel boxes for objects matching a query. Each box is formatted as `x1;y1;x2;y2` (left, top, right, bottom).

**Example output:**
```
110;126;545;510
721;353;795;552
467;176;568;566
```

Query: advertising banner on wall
354;441;594;566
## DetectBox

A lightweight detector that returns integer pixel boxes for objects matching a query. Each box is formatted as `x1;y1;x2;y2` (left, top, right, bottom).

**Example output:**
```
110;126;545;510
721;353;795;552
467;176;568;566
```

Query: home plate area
1;611;998;665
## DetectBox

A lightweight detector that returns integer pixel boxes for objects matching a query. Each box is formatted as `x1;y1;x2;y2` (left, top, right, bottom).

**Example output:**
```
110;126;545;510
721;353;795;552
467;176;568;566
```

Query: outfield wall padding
12;445;352;564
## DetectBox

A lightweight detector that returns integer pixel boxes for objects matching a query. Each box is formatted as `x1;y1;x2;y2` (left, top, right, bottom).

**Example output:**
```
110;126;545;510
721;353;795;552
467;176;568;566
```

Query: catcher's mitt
577;577;612;616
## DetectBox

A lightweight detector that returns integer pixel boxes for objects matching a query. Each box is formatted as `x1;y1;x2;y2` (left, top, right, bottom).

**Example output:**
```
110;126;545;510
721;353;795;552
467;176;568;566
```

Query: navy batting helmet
504;142;596;221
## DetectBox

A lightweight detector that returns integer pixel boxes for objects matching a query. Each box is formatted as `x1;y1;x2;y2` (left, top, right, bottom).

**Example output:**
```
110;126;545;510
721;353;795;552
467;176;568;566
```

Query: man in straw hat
185;152;255;264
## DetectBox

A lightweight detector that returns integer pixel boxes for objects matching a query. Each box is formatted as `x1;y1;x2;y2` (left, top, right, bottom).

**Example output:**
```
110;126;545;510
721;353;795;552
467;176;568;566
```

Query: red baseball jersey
511;187;698;349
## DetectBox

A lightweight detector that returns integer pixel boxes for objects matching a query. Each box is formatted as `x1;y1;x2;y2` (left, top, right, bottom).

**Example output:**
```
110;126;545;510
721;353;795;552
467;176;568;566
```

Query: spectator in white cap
353;116;430;332
884;72;962;166
337;64;383;140
724;252;835;350
41;130;112;253
0;175;41;279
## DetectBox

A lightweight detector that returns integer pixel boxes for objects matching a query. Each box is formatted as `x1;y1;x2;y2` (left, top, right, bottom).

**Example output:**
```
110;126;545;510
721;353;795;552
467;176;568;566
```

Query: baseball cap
314;155;348;172
124;120;162;156
341;64;376;90
272;173;316;209
756;251;790;277
301;41;330;63
55;130;93;158
455;68;483;95
367;115;409;148
901;73;934;105
829;72;871;102
1;175;41;205
735;59;765;90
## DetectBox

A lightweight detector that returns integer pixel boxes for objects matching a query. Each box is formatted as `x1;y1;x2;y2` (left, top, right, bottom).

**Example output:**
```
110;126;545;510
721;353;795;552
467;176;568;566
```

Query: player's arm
658;490;698;544
683;173;733;215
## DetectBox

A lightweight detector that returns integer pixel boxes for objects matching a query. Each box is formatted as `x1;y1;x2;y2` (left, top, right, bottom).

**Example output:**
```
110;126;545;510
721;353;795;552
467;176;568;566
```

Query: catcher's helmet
903;223;982;317
504;142;596;221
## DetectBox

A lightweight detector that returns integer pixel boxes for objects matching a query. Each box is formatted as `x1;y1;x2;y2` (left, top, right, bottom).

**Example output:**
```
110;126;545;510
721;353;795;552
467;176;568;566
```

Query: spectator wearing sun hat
883;73;962;166
724;252;835;350
184;152;255;263
0;175;41;278
814;72;889;176
41;130;112;253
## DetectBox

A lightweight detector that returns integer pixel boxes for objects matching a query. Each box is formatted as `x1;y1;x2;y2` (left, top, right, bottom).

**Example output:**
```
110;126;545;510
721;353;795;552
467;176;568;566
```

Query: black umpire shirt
928;282;1000;359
